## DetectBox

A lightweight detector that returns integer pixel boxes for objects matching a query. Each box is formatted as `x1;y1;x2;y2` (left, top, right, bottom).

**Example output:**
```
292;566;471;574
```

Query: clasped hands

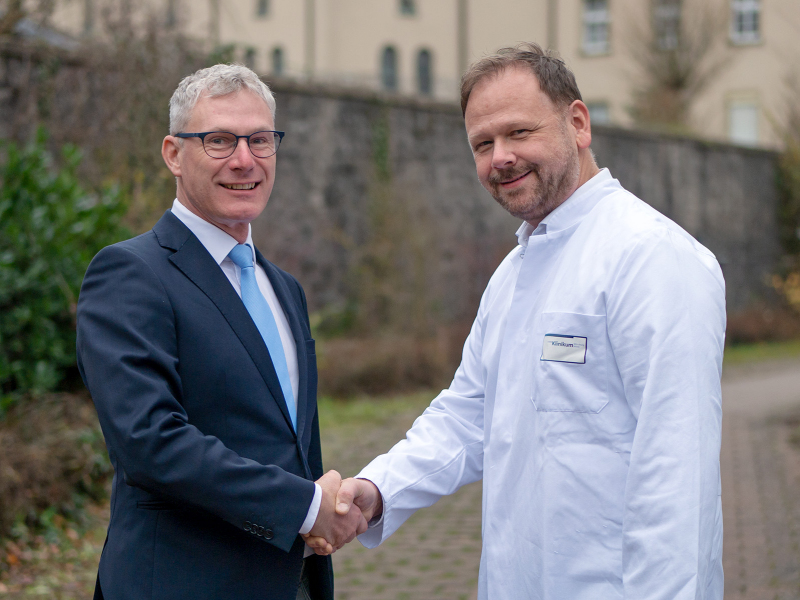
302;470;382;555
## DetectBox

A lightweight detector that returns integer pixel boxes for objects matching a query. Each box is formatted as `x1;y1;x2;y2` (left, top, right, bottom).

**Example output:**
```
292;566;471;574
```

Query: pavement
721;359;800;599
2;358;798;599
327;358;800;600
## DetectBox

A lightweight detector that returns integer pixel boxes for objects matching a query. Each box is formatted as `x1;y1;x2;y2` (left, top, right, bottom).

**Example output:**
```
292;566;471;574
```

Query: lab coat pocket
532;312;608;413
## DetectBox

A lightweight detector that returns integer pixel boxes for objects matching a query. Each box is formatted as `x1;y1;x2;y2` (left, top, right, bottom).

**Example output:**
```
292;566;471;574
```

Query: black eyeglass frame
175;130;285;159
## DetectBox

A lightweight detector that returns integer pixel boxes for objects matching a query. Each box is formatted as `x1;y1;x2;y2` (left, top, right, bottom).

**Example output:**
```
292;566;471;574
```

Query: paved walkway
327;359;800;600
2;360;799;598
721;360;800;599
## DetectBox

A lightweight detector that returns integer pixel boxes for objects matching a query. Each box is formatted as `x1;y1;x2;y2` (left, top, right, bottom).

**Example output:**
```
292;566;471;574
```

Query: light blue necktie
228;244;296;431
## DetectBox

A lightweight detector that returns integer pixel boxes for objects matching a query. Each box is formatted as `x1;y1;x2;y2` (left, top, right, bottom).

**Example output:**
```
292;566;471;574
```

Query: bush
0;130;128;405
0;391;111;543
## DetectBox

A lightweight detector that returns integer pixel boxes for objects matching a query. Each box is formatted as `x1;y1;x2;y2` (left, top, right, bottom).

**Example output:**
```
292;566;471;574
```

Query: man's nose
227;138;255;169
490;140;516;170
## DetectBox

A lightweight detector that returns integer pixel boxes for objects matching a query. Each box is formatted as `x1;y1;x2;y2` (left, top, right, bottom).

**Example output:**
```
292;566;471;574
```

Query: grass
724;339;800;367
317;390;437;430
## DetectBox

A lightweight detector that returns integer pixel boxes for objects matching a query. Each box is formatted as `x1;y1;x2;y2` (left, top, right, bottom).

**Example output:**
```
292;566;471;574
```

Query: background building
41;0;800;148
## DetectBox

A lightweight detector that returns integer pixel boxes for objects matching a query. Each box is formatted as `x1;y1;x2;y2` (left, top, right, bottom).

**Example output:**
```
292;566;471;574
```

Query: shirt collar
516;168;614;248
170;199;255;265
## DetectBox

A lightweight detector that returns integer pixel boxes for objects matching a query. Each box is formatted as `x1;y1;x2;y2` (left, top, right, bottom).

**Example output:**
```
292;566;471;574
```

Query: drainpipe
209;0;220;48
305;0;316;79
547;0;558;50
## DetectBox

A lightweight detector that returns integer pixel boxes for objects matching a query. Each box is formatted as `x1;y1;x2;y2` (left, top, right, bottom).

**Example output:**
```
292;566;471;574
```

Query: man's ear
162;136;183;177
569;100;592;150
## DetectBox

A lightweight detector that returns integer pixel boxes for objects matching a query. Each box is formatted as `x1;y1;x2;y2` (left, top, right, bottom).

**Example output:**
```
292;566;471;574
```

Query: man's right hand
306;470;368;554
303;477;383;555
334;477;383;522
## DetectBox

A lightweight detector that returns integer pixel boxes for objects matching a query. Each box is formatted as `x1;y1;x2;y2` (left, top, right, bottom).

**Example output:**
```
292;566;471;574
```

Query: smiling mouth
499;171;531;186
222;182;258;190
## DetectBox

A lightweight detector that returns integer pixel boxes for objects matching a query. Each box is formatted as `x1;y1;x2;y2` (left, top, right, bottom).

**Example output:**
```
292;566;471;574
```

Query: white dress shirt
357;170;726;599
171;200;321;540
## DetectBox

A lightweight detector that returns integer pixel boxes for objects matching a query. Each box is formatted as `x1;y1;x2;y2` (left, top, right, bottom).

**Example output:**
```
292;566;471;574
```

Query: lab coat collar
516;168;615;248
171;199;256;265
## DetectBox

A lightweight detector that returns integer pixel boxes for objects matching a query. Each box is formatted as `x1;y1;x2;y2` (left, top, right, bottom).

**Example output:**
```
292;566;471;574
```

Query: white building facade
46;0;800;148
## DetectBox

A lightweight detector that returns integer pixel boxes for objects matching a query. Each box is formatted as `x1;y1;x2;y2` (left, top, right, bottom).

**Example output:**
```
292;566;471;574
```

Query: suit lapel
256;250;312;447
153;212;296;435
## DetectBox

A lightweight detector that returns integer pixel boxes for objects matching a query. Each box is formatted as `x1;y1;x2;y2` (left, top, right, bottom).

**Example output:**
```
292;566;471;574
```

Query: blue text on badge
541;334;587;364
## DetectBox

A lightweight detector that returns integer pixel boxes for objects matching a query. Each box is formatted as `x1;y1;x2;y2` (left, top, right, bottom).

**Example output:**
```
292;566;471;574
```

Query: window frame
381;46;399;92
582;0;611;56
653;0;682;51
416;48;433;96
399;0;416;17
727;98;760;146
271;46;285;76
586;101;611;125
729;0;761;45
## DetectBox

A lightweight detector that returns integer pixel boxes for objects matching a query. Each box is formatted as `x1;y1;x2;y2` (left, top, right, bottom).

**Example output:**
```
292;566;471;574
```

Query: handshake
302;470;383;555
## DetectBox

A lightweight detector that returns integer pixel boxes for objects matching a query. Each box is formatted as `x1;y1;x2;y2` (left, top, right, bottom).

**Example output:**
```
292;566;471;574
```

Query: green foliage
0;130;129;402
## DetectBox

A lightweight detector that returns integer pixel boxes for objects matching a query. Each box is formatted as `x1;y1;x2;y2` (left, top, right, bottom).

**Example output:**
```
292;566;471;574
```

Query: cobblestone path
721;361;800;600
319;394;482;600
326;360;800;600
1;361;799;599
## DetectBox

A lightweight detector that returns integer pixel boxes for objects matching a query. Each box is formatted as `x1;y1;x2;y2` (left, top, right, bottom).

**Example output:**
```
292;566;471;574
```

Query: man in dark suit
76;64;364;600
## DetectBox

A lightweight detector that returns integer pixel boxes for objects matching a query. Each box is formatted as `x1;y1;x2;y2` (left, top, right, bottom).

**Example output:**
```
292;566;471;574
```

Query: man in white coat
306;43;726;599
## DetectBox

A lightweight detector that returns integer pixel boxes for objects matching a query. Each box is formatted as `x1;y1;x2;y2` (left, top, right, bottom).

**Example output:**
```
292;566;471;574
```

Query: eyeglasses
175;130;285;159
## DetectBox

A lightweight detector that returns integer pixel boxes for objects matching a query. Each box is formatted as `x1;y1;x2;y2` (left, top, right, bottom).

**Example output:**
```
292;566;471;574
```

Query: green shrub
0;130;128;405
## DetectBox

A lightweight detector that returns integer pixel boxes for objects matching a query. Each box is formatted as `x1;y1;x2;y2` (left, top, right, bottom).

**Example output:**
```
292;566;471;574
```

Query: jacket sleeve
607;228;726;599
76;243;315;553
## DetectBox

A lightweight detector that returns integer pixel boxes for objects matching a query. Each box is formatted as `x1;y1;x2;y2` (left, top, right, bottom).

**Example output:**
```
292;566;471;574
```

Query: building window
256;0;269;18
244;48;256;71
582;0;610;56
587;102;611;124
653;0;681;51
417;49;433;96
381;46;398;92
728;100;759;146
399;0;416;16
730;0;760;44
272;47;284;76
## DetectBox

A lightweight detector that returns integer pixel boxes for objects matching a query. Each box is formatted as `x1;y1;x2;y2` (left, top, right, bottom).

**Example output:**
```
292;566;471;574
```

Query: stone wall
591;126;780;311
0;45;780;318
256;82;780;318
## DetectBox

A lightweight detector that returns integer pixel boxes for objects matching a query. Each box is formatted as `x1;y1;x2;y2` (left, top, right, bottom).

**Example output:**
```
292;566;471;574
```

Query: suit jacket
76;211;333;600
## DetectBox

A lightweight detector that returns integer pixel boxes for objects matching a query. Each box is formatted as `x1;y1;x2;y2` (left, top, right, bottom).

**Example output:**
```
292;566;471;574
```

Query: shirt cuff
299;483;322;535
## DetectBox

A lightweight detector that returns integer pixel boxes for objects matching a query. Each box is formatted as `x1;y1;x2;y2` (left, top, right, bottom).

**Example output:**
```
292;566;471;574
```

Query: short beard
486;131;581;223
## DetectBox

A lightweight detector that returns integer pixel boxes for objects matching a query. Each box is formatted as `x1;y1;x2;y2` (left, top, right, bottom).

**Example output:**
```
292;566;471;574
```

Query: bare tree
777;72;800;258
625;0;732;132
0;0;209;230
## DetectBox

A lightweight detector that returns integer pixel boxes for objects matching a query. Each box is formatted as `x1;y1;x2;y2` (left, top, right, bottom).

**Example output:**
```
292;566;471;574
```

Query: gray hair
169;64;276;135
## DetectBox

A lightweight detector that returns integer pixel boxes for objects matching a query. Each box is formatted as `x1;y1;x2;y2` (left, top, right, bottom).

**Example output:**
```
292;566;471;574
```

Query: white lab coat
357;169;725;599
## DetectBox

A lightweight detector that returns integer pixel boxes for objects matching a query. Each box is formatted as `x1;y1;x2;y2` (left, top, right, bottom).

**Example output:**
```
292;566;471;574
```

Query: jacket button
263;528;274;540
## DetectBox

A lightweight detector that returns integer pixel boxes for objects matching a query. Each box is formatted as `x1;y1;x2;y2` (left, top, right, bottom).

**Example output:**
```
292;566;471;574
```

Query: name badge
541;334;587;364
